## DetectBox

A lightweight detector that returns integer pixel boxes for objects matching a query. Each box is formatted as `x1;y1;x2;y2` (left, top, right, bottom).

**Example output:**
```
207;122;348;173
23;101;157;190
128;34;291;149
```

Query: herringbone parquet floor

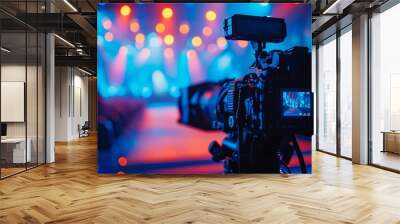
1;135;400;224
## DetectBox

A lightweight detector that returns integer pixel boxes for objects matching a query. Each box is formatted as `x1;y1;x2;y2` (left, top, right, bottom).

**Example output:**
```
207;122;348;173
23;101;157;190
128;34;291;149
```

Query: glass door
0;0;47;179
370;3;400;171
317;35;337;154
339;27;352;158
1;30;28;177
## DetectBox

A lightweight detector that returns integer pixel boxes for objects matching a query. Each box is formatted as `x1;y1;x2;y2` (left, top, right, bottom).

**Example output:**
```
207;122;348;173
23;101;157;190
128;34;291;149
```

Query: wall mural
97;3;312;174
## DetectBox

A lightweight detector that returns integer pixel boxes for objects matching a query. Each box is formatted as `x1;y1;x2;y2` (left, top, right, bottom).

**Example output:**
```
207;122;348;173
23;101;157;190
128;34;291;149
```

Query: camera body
214;47;313;136
178;14;313;173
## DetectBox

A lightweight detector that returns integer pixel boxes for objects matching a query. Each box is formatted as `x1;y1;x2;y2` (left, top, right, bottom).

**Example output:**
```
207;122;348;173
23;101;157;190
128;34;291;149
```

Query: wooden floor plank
0;135;400;223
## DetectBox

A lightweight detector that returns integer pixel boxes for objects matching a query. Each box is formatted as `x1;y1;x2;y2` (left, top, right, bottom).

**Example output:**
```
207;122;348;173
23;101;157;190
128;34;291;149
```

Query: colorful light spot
164;47;174;59
105;32;114;42
152;70;168;94
118;157;128;166
130;21;140;32
120;5;131;16
179;23;190;34
205;10;217;21
137;48;151;64
102;19;112;30
155;23;166;33
202;26;213;37
120;46;128;54
162;7;173;19
164;34;174;45
237;40;248;48
217;37;227;49
142;87;152;98
187;49;196;58
135;33;145;44
192;36;202;47
149;36;162;47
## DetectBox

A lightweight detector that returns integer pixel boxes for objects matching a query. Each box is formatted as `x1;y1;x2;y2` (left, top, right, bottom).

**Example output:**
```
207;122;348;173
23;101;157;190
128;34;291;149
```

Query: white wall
55;67;70;141
54;67;89;141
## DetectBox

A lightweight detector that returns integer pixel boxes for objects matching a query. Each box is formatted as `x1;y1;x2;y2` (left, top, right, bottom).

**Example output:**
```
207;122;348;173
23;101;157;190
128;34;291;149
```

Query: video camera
178;14;313;173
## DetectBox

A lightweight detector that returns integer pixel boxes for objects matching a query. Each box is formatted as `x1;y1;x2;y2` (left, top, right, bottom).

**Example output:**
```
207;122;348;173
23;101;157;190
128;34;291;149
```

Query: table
382;131;400;154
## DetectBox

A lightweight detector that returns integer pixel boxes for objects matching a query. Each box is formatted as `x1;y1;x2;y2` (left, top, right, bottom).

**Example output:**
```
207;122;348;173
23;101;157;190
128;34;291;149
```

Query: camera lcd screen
282;91;312;117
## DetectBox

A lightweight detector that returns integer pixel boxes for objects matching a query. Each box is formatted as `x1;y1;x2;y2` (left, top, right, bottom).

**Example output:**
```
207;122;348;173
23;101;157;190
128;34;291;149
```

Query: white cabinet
1;138;32;163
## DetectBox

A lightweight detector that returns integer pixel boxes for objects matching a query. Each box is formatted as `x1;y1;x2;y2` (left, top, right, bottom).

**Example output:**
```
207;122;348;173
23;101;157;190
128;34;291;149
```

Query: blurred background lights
120;5;131;16
135;33;145;44
152;70;168;94
137;48;151;64
130;21;140;32
105;32;114;42
162;7;173;19
141;86;152;98
164;47;174;59
97;36;104;46
202;26;213;37
118;156;128;166
164;34;174;45
217;37;227;49
102;19;112;30
237;40;248;48
207;43;218;54
187;49;196;58
155;23;166;33
149;35;162;47
169;86;180;98
98;3;311;100
120;46;128;54
218;54;232;70
179;23;190;34
205;10;217;21
191;36;202;47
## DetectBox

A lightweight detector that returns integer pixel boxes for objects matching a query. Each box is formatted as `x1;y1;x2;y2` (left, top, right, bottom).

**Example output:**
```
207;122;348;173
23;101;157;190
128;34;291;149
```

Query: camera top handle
223;14;286;70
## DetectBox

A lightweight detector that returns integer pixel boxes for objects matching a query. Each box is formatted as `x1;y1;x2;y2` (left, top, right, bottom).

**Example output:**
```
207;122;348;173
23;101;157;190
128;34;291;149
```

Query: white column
312;45;317;151
352;14;369;164
46;32;55;163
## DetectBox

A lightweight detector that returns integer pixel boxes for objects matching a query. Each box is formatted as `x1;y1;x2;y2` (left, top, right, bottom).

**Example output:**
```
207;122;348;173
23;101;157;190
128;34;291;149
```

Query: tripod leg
290;135;307;174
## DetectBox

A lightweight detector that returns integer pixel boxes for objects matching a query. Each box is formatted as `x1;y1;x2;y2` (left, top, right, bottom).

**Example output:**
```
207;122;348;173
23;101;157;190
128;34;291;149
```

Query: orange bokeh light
237;40;248;48
179;23;190;34
202;26;213;37
217;37;227;49
120;5;131;16
164;47;174;59
135;33;145;44
192;36;202;47
164;34;174;45
130;21;140;32
162;7;173;19
105;32;114;42
205;10;217;21
102;19;112;30
118;157;128;167
155;23;166;33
